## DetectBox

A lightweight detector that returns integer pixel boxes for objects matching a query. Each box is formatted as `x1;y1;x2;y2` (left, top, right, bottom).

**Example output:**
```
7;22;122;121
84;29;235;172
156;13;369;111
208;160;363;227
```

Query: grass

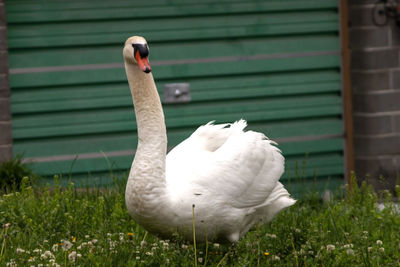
0;175;399;266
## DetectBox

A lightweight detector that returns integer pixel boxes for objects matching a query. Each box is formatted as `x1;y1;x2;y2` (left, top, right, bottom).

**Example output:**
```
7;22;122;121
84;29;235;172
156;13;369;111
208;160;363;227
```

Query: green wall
6;0;344;195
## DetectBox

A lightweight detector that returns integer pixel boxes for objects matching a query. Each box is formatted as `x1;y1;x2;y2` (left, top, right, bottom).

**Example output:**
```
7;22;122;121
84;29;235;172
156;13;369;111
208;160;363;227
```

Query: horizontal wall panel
9;54;340;88
7;0;345;194
9;36;339;68
6;1;337;23
14;119;343;159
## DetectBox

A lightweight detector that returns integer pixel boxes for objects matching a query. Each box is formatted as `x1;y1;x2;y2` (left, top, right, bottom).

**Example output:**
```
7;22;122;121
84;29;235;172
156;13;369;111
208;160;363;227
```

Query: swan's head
123;36;151;73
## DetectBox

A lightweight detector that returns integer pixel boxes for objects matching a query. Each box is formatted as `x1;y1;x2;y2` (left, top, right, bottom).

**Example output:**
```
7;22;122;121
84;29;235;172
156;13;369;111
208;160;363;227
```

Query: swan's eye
132;43;149;58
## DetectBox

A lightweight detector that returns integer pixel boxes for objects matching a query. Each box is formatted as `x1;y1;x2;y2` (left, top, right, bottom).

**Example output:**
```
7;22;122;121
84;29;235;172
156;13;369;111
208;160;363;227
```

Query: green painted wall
6;0;344;195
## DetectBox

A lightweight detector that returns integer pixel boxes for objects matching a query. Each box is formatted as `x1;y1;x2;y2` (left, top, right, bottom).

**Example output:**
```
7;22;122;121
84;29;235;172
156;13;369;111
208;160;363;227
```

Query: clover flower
62;240;73;251
271;255;280;261
52;244;59;252
68;251;81;262
40;250;54;260
33;248;42;254
16;248;25;254
266;233;277;239
326;244;335;252
343;244;353;249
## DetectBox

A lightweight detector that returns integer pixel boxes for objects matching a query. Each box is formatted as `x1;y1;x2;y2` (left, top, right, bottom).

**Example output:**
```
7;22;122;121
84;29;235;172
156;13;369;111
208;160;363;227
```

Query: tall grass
0;175;399;266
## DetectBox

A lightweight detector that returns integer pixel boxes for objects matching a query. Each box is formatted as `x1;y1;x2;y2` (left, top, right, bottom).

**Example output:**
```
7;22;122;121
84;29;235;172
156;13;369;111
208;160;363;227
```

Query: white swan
124;36;296;243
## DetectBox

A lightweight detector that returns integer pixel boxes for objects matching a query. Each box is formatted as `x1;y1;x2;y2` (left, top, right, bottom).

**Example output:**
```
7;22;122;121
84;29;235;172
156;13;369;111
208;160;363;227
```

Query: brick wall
349;0;400;189
0;0;12;161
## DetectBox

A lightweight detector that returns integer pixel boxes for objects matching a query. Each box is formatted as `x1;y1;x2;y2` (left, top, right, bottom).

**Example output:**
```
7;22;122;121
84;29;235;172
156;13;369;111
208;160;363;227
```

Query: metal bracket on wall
163;83;191;104
372;0;400;26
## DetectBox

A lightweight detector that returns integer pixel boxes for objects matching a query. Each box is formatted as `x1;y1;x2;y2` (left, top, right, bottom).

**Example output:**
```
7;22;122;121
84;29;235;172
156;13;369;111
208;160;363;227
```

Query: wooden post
339;0;355;184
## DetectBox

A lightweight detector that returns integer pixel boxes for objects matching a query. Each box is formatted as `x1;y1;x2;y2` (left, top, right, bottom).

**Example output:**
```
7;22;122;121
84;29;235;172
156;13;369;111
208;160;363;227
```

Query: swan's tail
258;182;296;223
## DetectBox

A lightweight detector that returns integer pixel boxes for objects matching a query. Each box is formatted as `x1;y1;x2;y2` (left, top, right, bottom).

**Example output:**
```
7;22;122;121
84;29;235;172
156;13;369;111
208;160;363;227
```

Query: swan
124;36;296;243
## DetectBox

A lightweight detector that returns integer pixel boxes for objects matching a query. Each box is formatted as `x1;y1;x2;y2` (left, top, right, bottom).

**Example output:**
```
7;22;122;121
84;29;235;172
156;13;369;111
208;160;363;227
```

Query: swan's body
124;36;295;242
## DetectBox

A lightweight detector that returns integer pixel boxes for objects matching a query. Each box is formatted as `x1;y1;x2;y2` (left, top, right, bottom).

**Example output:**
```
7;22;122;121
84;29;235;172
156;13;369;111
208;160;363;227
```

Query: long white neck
124;61;167;217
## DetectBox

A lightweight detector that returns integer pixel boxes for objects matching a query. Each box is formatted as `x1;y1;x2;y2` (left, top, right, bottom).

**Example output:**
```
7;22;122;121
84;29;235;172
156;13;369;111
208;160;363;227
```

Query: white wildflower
140;240;147;248
346;249;354;255
16;248;25;254
376;240;383;245
119;233;124;241
213;243;220;248
326;244;335;252
6;259;17;267
109;240;118;251
145;251;154;256
136;256;140;260
266;233;277;239
85;235;90;239
107;233;112;238
363;231;368;235
28;256;35;262
3;223;11;229
379;247;385;253
344;232;349;236
368;247;373;252
33;248;42;254
295;228;301;233
271;255;280;261
38;264;43;267
62;240;73;251
343;244;353;249
40;250;54;260
52;244;59;252
68;251;77;262
91;239;98;244
198;257;203;263
308;250;314;255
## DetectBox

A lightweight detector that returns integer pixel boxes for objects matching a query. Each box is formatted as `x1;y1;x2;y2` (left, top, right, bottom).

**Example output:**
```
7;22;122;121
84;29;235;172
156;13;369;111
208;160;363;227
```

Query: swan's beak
135;50;151;73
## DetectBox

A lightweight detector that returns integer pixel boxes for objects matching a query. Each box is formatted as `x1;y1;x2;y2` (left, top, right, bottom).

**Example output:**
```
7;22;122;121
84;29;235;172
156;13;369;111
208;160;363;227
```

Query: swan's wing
166;120;287;209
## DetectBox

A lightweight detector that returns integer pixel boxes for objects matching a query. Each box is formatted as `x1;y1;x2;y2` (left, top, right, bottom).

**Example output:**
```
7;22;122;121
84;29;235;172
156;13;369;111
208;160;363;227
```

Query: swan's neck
125;61;167;216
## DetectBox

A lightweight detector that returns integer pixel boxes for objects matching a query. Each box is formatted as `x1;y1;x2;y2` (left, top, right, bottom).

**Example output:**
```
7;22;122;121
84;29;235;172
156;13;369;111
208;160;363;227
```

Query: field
1;175;400;266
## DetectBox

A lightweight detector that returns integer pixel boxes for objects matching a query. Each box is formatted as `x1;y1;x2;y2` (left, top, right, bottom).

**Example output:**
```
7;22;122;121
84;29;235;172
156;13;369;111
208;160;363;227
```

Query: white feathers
164;120;295;241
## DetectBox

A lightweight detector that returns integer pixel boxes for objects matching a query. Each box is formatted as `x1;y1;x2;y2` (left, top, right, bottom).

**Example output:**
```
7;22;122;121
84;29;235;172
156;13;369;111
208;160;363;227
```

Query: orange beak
135;50;151;73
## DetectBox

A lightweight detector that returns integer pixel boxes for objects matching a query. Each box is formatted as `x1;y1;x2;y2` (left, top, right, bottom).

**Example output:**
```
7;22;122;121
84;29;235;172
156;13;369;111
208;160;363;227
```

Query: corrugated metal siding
6;0;344;195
